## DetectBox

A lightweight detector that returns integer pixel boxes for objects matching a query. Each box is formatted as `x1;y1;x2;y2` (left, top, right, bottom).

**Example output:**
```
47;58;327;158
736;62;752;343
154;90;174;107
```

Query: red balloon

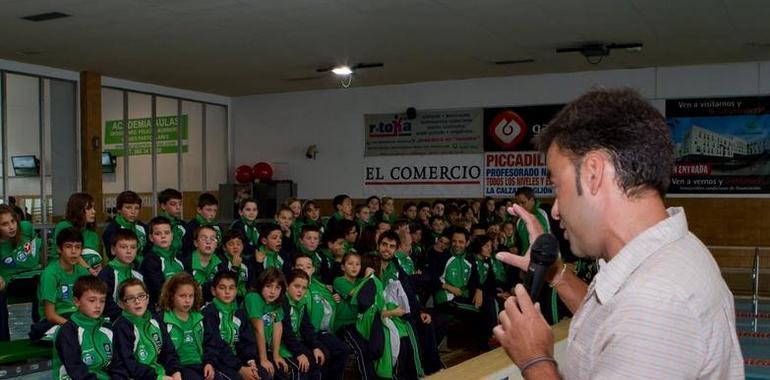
235;165;254;184
253;162;273;181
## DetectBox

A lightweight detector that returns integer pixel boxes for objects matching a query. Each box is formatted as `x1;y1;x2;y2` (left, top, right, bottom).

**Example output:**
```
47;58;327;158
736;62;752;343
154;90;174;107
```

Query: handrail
753;247;760;332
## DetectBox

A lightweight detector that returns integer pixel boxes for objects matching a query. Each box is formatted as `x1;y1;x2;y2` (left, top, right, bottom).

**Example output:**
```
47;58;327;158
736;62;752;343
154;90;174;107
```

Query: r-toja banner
364;109;483;156
363;154;483;197
666;96;770;194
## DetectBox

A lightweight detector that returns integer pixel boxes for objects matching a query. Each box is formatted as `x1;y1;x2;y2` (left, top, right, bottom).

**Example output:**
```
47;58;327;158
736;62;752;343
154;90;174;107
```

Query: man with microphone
494;88;743;379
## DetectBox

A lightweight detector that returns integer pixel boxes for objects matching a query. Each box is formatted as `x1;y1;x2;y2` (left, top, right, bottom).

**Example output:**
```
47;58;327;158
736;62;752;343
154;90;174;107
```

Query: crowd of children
0;187;596;379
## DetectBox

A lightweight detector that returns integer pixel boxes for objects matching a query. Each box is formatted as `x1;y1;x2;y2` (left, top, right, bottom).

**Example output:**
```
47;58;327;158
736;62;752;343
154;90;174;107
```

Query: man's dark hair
377;230;400;247
536;88;673;198
448;226;470;242
514;186;535;199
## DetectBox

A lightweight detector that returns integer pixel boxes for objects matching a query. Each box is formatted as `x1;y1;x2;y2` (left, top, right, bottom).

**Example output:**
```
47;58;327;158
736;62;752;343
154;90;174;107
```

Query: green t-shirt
0;220;41;280
244;292;290;357
38;261;90;318
53;220;101;267
332;276;360;332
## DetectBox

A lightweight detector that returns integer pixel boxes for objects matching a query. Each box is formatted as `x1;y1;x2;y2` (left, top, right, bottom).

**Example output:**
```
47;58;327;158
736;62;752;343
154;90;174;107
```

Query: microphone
525;233;559;300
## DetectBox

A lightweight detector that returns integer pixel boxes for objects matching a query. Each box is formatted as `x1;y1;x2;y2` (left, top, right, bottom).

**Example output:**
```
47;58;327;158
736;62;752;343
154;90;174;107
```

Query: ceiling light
331;66;353;76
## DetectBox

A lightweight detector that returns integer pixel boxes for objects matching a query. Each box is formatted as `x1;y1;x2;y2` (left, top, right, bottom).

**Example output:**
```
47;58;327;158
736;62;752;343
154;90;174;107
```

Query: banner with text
364;109;483;156
667;96;770;194
104;115;189;156
363;154;483;197
484;151;552;197
483;104;564;152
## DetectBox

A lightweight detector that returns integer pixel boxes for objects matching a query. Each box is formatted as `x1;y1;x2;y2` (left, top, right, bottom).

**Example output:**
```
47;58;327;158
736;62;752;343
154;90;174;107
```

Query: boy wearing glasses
141;216;185;305
181;226;227;302
29;228;90;341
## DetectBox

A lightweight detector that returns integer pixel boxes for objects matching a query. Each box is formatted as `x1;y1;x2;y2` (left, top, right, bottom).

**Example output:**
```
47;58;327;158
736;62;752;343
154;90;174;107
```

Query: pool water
736;298;770;379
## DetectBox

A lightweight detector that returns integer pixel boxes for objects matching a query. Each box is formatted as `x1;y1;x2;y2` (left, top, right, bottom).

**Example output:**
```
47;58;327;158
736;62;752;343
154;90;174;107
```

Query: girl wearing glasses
113;278;182;380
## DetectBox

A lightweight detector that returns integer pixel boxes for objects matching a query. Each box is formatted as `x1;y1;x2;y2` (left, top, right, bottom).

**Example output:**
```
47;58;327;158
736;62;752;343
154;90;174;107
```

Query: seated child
102;191;149;263
202;271;263;380
29;227;90;341
0;204;41;340
160;272;220;379
183;193;222;255
141;216;185;305
294;255;350;380
98;229;143;321
52;275;120;379
247;223;291;282
112;278;182;380
229;197;260;256
245;268;290;379
282;269;323;380
220;230;251;301
181;226;227;303
332;252;361;334
157;188;187;255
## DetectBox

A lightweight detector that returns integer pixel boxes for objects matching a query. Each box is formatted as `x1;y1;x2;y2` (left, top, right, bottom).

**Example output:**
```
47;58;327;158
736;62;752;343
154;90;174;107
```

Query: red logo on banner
488;110;528;149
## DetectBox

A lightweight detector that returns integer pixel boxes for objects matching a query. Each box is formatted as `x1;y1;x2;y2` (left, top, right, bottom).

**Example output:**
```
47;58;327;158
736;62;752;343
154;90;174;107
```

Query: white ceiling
1;0;769;96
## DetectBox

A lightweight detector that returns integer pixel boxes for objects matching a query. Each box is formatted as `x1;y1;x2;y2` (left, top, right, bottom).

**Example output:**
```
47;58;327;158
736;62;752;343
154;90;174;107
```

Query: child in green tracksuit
294;255;351;380
160;272;220;379
140;216;185;305
98;229;143;321
157;188;187;255
29;228;90;342
282;269;323;380
52;275;120;379
183;193;222;254
202;271;263;380
112;278;182;380
102;191;149;263
220;230;251;301
230;197;260;257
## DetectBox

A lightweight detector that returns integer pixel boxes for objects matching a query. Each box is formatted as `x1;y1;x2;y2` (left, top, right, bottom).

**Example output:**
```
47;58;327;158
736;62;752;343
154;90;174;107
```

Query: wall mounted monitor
102;151;117;173
11;155;39;177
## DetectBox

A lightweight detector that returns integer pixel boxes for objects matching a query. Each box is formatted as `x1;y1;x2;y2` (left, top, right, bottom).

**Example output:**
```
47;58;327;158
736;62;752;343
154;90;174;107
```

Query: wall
1;58;232;220
232;61;770;200
231;61;770;253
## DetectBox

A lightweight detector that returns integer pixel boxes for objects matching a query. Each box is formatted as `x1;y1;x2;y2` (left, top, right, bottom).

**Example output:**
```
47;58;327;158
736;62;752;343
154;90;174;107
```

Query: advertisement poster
484;151;551;197
483;104;563;152
104;115;189;156
364;109;483;156
363;154;483;197
667;97;770;194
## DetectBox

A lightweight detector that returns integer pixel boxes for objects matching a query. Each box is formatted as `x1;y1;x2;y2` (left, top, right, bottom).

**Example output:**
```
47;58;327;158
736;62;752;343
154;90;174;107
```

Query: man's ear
581;151;607;195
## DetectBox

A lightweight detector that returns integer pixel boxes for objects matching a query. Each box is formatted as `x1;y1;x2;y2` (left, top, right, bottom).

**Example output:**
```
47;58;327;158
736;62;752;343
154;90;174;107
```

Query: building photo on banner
667;96;770;194
362;97;770;198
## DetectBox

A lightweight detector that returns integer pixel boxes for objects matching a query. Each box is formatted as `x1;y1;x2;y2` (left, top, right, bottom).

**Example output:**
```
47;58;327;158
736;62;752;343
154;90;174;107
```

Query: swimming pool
736;298;770;379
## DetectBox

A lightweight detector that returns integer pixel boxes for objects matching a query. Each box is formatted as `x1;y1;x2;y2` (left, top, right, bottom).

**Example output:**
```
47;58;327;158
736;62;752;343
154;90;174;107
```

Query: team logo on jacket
3;257;13;266
16;251;27;262
24;241;31;252
82;352;94;365
61;285;71;300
